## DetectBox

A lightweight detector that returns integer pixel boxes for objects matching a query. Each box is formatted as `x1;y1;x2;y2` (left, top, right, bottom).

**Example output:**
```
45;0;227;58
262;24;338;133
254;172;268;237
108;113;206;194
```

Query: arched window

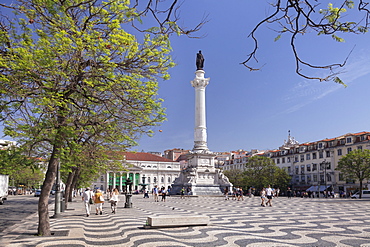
168;177;171;183
148;177;151;183
154;177;157;183
161;177;164;183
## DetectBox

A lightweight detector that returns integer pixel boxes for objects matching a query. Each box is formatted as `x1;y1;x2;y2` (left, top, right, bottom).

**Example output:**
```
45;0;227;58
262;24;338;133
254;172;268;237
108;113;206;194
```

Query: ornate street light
124;178;133;208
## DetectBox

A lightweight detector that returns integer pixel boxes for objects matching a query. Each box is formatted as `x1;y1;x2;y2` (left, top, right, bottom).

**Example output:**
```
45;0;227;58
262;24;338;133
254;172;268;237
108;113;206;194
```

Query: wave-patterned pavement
1;196;370;246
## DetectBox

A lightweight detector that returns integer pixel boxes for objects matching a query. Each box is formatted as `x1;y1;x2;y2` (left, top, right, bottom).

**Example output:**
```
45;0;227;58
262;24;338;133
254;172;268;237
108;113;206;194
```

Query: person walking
94;189;104;215
260;188;266;207
143;188;149;198
186;187;192;197
161;187;167;202
224;187;229;200
82;187;93;217
109;188;119;214
287;187;292;199
180;187;185;199
153;185;159;202
237;187;244;201
265;185;273;207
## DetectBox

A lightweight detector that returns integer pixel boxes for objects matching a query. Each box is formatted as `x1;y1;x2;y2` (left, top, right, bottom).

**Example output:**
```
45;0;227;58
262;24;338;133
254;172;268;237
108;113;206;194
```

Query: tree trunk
37;151;59;236
70;167;81;199
64;170;74;209
71;167;81;198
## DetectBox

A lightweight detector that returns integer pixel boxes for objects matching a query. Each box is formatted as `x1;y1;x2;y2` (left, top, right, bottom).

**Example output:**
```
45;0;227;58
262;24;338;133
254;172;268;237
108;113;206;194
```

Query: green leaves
337;149;370;181
0;0;174;176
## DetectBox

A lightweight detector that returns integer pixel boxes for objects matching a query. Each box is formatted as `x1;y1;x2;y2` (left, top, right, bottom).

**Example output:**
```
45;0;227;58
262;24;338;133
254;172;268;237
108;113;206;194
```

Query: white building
92;152;180;192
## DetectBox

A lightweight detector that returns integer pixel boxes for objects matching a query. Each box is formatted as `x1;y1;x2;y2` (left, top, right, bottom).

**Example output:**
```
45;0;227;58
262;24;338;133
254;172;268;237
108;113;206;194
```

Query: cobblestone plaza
1;195;370;246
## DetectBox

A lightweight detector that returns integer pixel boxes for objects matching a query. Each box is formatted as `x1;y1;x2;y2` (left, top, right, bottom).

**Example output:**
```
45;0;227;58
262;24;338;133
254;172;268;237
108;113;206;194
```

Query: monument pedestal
171;152;231;196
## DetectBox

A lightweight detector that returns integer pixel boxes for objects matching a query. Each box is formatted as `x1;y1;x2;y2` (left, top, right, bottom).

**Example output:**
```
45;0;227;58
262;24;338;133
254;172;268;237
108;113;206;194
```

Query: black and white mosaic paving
1;196;370;246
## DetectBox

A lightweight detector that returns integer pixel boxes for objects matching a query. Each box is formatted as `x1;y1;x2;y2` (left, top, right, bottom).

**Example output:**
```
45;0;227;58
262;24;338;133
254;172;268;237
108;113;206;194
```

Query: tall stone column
170;51;232;196
191;70;210;153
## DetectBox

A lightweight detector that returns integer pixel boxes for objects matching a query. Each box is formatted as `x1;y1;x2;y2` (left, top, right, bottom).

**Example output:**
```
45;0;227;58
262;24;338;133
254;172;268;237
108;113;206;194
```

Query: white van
351;190;370;199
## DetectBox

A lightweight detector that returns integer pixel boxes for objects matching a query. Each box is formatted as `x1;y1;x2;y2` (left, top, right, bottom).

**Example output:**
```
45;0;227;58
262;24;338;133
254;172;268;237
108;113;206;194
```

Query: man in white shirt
82;187;93;217
265;185;273;207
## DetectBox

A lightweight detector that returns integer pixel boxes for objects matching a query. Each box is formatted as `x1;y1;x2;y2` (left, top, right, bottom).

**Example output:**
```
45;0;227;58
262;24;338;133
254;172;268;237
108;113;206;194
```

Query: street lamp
320;160;330;198
124;178;133;208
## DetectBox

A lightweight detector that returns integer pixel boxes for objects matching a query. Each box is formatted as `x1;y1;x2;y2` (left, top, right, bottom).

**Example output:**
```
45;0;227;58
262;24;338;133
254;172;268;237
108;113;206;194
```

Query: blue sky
132;0;370;153
1;1;370;154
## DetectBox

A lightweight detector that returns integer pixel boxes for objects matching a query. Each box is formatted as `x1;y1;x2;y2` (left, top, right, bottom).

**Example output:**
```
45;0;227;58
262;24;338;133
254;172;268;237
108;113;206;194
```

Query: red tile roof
109;152;175;162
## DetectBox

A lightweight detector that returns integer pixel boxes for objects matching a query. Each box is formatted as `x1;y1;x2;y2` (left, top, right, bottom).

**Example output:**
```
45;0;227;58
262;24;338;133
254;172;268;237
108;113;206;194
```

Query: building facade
92;152;180;192
222;131;370;194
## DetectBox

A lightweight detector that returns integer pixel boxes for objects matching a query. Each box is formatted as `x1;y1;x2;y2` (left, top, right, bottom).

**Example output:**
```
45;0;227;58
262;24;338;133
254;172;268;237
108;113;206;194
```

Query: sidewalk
0;196;89;246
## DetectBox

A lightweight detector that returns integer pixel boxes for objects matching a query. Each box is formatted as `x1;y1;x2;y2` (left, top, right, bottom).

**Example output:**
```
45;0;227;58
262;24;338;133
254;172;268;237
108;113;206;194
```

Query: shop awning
306;185;330;192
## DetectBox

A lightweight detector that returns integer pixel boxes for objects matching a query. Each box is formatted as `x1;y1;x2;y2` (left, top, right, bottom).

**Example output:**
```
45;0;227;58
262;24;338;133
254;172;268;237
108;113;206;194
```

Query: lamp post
124;178;133;208
141;175;146;190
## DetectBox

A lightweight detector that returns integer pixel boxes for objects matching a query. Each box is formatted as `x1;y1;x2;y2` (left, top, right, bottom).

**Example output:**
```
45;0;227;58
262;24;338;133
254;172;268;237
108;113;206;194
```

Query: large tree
0;0;199;236
337;149;370;198
243;156;290;192
224;156;291;193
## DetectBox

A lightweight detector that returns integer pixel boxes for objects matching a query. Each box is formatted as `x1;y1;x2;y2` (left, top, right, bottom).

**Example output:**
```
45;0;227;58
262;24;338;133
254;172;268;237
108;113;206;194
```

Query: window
312;153;317;159
340;139;345;145
339;173;344;181
318;143;323;148
301;175;305;181
326;151;330;158
282;157;285;163
320;174;324;183
300;155;304;162
319;152;324;159
161;177;164;183
307;175;311;182
312;163;317;171
276;158;280;164
154;177;157;183
361;135;365;141
287;157;291;163
337;149;342;156
295;166;299;175
301;165;305;174
295;156;299;162
347;147;352;154
287;166;291;173
326;173;332;182
168;177;171;183
358;146;363;150
306;153;311;160
313;174;317;182
100;176;104;182
306;164;311;172
346;137;352;143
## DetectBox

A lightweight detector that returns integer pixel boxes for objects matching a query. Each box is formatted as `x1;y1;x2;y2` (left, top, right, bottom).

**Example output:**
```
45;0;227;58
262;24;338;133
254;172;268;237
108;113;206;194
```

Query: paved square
1;196;370;246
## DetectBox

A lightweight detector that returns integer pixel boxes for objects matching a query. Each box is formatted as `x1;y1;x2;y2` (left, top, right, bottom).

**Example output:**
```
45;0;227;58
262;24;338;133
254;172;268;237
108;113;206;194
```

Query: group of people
82;187;119;217
260;185;278;207
180;187;192;199
152;185;169;202
224;187;244;201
